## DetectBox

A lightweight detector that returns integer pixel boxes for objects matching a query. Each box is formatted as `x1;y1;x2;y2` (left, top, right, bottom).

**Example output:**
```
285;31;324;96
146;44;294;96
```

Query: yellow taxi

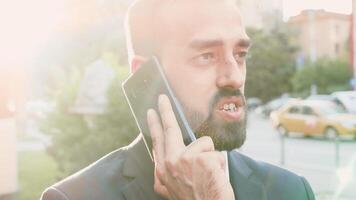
270;100;356;139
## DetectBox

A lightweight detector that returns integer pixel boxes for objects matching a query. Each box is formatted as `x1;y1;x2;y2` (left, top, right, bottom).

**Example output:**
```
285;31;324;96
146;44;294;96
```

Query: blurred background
0;0;355;199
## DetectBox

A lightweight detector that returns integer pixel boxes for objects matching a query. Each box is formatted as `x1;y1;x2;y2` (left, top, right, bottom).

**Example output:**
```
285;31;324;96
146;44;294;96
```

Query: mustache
210;88;245;107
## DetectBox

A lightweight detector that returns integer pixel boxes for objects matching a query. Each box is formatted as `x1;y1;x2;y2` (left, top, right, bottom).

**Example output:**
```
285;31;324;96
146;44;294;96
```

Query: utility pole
351;0;356;90
353;0;356;78
308;10;317;63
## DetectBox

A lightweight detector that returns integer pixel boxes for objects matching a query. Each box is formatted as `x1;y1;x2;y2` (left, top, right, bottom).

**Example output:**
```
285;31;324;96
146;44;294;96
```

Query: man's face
156;0;250;151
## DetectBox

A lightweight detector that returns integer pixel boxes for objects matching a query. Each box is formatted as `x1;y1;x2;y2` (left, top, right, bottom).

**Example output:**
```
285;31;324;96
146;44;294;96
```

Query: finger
147;109;165;163
158;94;185;156
185;136;215;154
194;151;225;169
154;166;170;198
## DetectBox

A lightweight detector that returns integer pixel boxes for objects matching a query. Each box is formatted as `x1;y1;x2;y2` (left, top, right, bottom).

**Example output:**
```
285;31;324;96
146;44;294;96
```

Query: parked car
331;91;356;114
306;91;356;114
247;97;262;111
306;95;334;101
256;97;292;118
270;100;356;139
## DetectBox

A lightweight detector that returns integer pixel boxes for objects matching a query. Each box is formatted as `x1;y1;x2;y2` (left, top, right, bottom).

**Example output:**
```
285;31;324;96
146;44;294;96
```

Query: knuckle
164;158;177;172
165;126;176;135
155;165;165;178
211;152;225;166
206;165;215;174
180;153;192;165
153;182;162;194
195;155;207;166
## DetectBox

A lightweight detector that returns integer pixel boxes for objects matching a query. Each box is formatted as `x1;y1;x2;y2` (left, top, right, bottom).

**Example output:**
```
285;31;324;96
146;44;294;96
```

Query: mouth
215;96;244;121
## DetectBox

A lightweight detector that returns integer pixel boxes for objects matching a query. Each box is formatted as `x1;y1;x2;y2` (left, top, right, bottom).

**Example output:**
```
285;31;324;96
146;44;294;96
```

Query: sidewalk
285;162;356;200
250;154;356;200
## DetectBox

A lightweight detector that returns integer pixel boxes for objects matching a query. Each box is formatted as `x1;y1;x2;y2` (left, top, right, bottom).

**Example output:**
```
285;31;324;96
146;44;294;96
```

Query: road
242;111;356;199
17;111;356;199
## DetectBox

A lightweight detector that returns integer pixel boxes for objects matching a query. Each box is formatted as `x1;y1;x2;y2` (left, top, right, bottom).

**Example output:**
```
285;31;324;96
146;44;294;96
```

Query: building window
335;43;340;54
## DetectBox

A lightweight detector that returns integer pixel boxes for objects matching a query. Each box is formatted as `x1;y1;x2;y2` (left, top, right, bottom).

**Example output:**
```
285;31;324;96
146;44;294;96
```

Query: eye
195;52;217;65
200;52;216;60
234;51;248;63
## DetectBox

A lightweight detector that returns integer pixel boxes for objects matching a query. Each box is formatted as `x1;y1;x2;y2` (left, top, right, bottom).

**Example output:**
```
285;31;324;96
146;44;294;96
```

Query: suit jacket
41;136;315;200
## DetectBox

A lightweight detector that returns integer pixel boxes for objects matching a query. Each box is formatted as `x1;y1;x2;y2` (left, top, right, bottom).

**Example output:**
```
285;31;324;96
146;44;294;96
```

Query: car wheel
277;125;288;137
324;127;338;140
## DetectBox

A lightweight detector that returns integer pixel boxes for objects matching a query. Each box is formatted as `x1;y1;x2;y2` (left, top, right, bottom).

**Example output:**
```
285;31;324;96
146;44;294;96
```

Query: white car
332;91;356;114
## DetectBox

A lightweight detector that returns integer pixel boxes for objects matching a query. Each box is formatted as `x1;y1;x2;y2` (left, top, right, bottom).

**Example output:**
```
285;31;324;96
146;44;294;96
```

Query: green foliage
245;27;297;102
17;151;59;200
292;59;352;97
40;63;138;177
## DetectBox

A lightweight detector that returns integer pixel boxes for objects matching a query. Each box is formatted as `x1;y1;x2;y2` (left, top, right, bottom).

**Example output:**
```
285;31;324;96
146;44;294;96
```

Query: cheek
167;67;217;117
242;66;247;93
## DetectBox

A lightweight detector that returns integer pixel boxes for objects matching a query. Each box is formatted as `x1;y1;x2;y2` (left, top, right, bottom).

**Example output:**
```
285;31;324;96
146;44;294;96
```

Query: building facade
288;10;351;62
236;0;283;29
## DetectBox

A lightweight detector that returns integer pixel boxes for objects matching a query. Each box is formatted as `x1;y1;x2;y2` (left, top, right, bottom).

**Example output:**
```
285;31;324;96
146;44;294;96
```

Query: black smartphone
122;57;196;160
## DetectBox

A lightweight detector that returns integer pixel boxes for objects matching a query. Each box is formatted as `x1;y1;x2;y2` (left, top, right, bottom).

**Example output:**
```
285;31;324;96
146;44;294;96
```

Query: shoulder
41;147;129;200
231;151;315;200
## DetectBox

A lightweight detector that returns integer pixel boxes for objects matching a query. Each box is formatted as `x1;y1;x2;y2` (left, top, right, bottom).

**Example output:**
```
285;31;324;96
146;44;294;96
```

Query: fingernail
147;109;154;123
158;94;166;107
158;94;165;103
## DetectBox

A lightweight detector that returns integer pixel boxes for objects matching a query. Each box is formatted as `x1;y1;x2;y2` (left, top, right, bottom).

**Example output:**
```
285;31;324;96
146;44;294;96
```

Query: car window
319;104;347;115
302;106;316;115
288;106;301;114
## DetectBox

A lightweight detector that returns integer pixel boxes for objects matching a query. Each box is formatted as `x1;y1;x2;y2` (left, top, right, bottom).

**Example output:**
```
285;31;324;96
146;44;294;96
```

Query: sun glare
0;0;65;67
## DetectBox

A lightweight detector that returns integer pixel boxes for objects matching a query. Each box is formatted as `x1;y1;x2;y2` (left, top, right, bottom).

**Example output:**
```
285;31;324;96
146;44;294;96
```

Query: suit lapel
121;135;165;200
121;137;267;200
228;151;267;200
121;178;147;200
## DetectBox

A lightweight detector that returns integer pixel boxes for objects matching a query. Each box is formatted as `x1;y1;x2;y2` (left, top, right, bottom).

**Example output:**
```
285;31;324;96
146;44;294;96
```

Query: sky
283;0;352;20
0;0;353;67
0;0;66;67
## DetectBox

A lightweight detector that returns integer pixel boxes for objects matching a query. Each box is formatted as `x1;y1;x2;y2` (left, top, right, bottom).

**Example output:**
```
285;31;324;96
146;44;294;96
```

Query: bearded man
41;0;315;199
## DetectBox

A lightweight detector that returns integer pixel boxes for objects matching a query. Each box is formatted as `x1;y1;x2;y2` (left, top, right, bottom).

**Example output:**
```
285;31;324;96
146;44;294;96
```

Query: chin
195;113;247;151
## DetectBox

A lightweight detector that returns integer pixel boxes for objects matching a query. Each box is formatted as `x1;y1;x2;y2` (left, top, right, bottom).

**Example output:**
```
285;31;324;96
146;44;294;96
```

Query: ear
130;55;147;73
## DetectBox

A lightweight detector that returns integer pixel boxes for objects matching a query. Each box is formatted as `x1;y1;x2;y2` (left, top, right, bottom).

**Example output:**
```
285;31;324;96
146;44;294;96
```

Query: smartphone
122;57;196;161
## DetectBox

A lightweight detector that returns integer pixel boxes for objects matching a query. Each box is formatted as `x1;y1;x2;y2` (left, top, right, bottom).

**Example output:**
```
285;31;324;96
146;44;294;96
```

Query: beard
181;88;247;151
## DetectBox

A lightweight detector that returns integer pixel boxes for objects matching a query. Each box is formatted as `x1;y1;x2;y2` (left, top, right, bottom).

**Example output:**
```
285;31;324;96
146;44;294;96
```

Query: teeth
222;103;237;112
229;103;235;109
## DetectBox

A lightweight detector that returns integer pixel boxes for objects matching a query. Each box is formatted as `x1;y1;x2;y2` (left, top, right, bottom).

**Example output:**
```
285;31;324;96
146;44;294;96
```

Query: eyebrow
189;38;251;50
237;39;251;48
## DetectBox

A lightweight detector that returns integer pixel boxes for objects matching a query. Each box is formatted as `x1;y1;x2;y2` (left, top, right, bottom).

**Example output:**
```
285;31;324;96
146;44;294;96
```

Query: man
41;0;315;199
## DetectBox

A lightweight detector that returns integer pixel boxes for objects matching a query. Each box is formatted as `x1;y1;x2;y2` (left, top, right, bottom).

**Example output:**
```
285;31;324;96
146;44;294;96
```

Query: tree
292;59;352;97
40;64;138;177
36;1;138;177
245;27;297;102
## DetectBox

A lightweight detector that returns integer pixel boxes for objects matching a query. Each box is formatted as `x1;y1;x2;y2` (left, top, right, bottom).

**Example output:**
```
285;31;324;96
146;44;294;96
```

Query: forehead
156;0;247;49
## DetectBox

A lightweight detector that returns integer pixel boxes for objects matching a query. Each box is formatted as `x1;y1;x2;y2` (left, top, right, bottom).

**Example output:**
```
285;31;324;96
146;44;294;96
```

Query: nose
216;55;245;90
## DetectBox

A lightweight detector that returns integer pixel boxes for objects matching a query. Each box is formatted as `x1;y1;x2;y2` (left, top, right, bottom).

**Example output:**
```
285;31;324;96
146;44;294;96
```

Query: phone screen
122;57;196;160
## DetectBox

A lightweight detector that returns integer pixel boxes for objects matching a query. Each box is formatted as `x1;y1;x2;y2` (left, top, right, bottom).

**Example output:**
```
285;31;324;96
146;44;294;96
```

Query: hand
147;94;235;200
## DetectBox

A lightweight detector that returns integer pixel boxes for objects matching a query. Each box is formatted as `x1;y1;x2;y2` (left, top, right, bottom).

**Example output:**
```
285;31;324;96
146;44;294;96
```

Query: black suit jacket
41;136;315;200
